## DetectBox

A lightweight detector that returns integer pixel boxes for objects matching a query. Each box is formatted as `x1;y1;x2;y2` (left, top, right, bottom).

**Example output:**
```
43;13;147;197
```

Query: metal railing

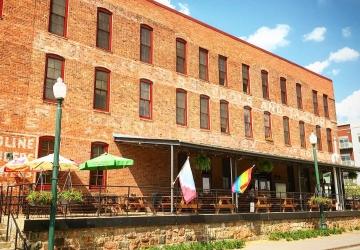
2;183;359;219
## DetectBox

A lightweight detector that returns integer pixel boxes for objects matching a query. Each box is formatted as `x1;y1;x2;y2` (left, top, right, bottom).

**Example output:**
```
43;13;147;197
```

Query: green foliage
344;183;360;197
26;191;52;205
258;160;273;173
310;196;332;206
348;171;358;179
269;228;345;241
145;240;245;250
58;189;83;203
194;154;211;172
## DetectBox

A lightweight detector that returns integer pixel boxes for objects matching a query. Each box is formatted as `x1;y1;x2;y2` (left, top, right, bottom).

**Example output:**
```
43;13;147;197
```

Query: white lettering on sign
0;133;37;164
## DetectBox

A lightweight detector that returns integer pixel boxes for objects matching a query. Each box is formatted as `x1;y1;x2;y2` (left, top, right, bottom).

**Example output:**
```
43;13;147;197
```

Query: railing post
98;186;102;217
126;186;130;216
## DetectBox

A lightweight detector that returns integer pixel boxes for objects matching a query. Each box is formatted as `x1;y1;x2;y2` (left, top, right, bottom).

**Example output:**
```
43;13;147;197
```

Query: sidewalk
243;231;360;250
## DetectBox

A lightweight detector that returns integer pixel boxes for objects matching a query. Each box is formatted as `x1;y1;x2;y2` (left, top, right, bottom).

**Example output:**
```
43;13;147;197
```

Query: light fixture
309;132;317;146
53;77;67;99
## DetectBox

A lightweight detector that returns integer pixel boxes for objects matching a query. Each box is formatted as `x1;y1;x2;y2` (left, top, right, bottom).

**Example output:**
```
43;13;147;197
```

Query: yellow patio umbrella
27;153;78;171
0;156;33;173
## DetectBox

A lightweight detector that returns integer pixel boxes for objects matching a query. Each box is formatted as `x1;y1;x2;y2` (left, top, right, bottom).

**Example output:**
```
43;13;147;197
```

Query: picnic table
214;196;235;214
280;197;296;212
176;198;200;214
126;195;154;214
255;196;271;213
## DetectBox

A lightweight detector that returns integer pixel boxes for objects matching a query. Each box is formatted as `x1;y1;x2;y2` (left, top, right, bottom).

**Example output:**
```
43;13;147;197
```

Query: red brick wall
0;0;338;187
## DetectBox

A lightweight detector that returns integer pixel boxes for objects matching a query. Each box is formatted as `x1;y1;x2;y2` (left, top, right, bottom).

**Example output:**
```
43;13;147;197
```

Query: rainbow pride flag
232;165;255;193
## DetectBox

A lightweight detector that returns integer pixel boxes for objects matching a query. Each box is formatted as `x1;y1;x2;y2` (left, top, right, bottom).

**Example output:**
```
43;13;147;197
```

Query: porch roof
113;133;360;171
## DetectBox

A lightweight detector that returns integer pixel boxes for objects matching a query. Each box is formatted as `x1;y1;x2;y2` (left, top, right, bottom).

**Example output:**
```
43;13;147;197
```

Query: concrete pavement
242;231;360;250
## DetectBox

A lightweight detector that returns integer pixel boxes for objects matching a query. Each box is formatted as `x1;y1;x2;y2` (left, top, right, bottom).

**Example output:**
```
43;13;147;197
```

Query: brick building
337;124;355;166
0;0;355;201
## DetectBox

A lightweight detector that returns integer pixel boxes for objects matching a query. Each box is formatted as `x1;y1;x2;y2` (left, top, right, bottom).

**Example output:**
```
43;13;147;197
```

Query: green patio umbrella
79;153;134;170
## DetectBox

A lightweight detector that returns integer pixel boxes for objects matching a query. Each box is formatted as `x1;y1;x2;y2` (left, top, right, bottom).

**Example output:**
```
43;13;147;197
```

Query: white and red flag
176;157;196;204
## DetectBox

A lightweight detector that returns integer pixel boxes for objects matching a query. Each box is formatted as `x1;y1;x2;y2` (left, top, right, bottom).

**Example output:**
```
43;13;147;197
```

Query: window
218;55;227;86
44;54;64;101
94;67;110;111
312;90;319;115
176;38;186;74
323;94;329;118
176;89;187;126
316;125;322;151
96;8;112;50
139;79;152;119
261;70;269;99
283;117;290;145
264;112;272;139
0;0;3;17
49;0;68;36
89;142;108;187
242;64;250;94
296;83;302;109
326;128;333;153
220;100;229;133
299;121;306;148
199;48;208;81
244;106;252;138
200;95;210;129
140;25;153;63
280;77;287;105
37;136;55;188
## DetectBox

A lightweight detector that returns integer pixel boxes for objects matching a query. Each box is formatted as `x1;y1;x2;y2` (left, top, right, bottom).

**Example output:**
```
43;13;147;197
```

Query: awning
113;133;360;172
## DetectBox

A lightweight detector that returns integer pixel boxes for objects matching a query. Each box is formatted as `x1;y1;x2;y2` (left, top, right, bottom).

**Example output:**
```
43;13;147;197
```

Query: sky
154;0;360;125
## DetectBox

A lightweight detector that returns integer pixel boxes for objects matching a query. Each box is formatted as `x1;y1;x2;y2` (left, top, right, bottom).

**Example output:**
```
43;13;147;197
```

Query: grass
269;228;345;241
146;239;245;250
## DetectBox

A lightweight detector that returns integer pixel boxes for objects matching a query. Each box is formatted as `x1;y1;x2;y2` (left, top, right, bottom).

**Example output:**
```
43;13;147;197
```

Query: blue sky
155;0;360;125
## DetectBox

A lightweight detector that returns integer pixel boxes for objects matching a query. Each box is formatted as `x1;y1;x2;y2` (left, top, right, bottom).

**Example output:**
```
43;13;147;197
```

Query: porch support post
332;166;340;210
298;165;303;211
170;145;174;214
230;157;233;204
338;168;345;210
235;159;238;210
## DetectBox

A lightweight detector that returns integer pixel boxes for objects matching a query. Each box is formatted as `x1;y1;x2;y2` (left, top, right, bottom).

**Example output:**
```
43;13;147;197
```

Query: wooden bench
255;196;271;213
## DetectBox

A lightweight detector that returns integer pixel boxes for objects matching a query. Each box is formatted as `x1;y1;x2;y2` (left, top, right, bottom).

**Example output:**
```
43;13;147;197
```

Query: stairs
0;223;11;249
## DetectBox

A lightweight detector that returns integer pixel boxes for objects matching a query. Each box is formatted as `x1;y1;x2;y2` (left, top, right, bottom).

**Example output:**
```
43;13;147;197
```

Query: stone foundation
26;215;360;250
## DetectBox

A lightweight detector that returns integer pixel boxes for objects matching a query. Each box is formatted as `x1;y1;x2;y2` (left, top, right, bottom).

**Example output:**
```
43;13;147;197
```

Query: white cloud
303;27;327;42
306;47;360;73
329;47;359;63
154;0;175;8
154;0;190;15
342;27;351;38
242;24;291;51
178;3;190;15
331;69;340;76
336;89;360;125
306;60;330;74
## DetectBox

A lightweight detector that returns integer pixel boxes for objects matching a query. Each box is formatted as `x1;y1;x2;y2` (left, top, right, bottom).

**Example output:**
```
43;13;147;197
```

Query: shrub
145;239;245;250
26;191;52;205
269;228;345;241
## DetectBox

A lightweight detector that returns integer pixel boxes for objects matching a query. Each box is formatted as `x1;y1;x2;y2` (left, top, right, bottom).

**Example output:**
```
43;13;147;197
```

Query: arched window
283;117;290;145
139;79;153;119
36;136;55;189
49;0;69;37
140;24;153;63
280;77;287;104
264;112;272;139
94;67;110;111
89;142;108;188
244;106;252;138
299;121;306;148
326;128;333;153
261;70;269;99
176;88;187;126
296;83;302;109
176;38;187;74
96;8;112;50
316;125;322;151
242;64;250;94
44;54;65;101
200;95;210;129
220;100;229;133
